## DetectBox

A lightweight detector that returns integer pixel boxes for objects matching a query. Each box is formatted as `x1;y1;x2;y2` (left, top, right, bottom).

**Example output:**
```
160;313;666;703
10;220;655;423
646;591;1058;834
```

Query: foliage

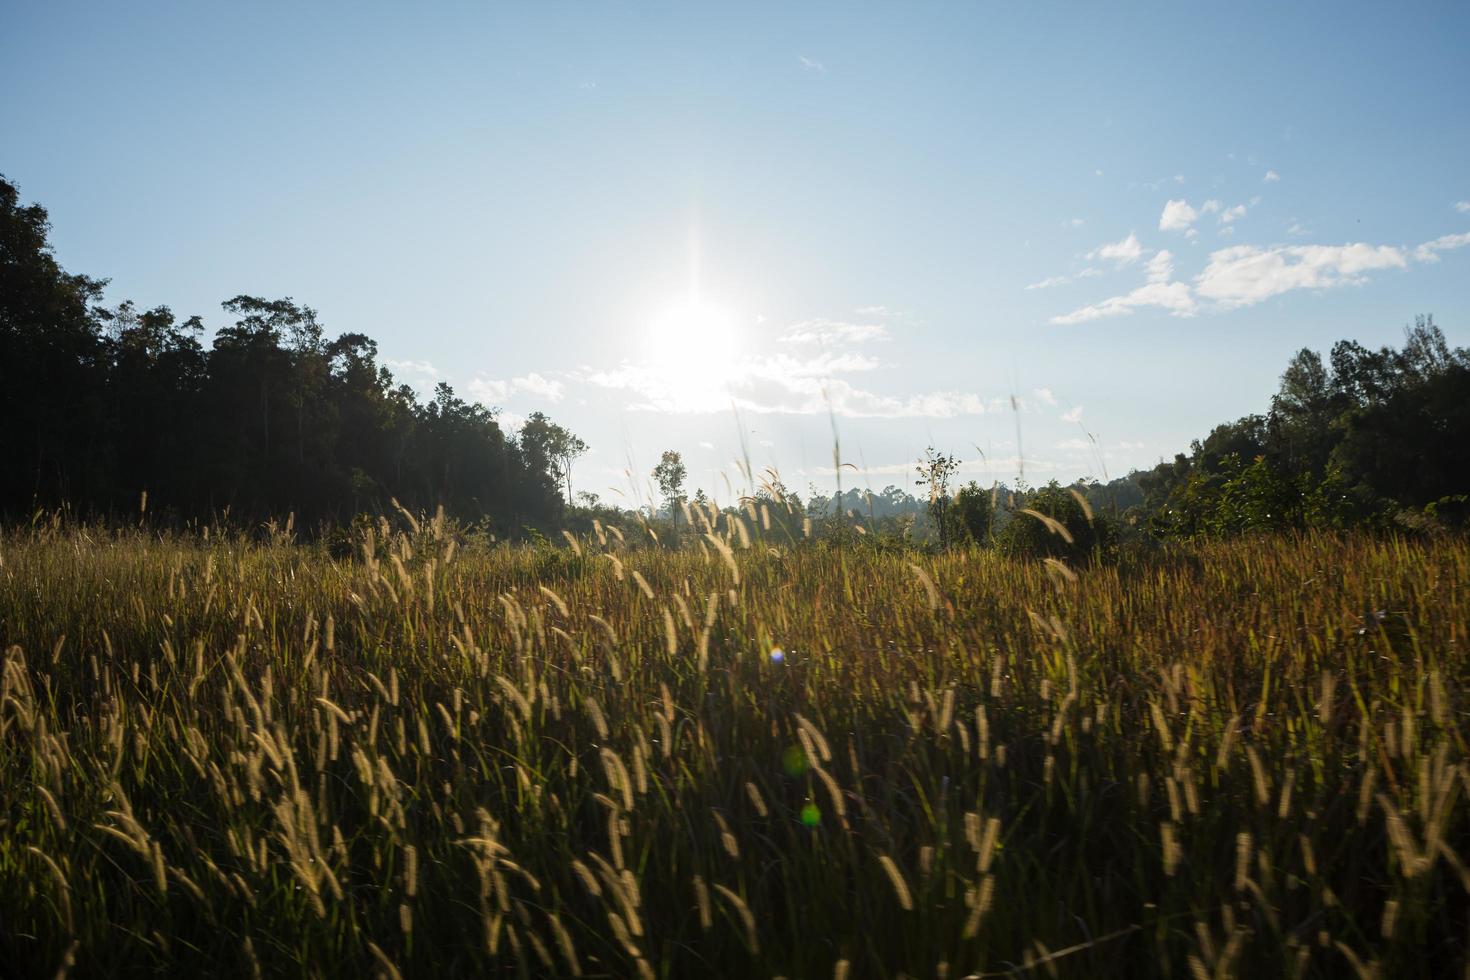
1114;316;1469;538
652;450;687;517
1;525;1468;977
914;446;961;547
0;175;572;535
521;411;587;506
996;481;1112;562
946;481;994;545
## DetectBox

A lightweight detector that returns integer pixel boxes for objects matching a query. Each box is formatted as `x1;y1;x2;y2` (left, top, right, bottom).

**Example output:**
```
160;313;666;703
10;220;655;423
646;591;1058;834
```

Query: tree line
905;319;1470;558
1115;316;1469;536
633;318;1470;561
1;174;590;534
6;173;1464;545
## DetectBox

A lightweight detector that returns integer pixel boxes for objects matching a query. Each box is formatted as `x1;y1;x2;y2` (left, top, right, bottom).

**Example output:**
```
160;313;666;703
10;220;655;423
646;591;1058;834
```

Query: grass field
1;517;1467;978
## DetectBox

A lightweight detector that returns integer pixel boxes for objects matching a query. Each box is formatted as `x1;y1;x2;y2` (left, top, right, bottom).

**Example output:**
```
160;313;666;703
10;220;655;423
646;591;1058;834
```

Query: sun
645;297;741;369
637;296;746;412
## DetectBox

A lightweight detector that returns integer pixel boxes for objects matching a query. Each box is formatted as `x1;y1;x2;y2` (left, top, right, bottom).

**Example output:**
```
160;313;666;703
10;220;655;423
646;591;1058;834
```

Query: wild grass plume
1;519;1468;977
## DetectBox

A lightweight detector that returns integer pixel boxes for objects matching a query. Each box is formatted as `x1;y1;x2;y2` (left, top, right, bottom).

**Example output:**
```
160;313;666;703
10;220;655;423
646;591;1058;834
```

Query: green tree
653;450;687;519
997;482;1111;561
914;446;960;547
521;411;588;505
948;481;994;545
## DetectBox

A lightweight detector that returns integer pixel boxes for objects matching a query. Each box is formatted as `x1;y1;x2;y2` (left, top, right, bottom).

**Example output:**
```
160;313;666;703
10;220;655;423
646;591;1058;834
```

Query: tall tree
915;446;960;546
0;174;111;510
521;411;588;505
653;450;687;518
0;175;578;535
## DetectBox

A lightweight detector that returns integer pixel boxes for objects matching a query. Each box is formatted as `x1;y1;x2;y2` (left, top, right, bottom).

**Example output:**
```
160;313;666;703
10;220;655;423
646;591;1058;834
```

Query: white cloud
581;316;1001;419
1159;199;1198;232
1055;438;1093;450
1068;217;1085;227
1145;249;1174;283
1219;203;1248;224
1061;406;1084;423
1455;201;1470;214
1194;243;1408;309
734;376;1000;419
1054;239;1200;325
383;358;439;379
1414;231;1470;262
468;372;566;405
1050;280;1197;325
1033;387;1057;406
781;319;887;345
1264;170;1281;183
511;372;565;401
468;378;509;403
1054;222;1457;324
698;440;715;450
1025;267;1101;290
798;55;825;72
1087;232;1144;266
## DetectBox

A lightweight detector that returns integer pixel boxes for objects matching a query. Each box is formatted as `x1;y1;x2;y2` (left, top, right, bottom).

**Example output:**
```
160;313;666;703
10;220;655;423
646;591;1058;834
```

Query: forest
1;175;572;534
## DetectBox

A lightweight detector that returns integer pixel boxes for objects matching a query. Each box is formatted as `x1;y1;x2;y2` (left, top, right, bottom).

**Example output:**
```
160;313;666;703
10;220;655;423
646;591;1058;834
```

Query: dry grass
0;520;1467;977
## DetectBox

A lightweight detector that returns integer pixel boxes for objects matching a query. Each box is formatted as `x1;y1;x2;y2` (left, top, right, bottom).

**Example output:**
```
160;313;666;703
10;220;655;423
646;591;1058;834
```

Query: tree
0;174;572;535
653;450;687;518
914;446;960;547
1269;348;1339;478
0;173;111;510
1119;316;1470;537
997;482;1111;561
949;481;993;544
521;411;588;505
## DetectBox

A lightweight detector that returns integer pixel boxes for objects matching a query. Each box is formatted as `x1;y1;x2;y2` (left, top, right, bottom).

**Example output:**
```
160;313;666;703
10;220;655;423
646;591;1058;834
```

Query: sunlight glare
641;296;744;410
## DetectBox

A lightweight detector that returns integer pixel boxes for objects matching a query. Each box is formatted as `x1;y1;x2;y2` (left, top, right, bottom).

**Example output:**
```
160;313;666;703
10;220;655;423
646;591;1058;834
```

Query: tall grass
1;519;1467;977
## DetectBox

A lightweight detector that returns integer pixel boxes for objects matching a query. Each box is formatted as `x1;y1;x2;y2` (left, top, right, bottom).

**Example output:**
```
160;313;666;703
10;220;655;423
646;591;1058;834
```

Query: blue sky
4;1;1468;506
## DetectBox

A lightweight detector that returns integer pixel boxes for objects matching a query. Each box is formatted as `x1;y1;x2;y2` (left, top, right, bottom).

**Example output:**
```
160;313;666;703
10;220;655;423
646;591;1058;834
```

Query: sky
3;1;1468;508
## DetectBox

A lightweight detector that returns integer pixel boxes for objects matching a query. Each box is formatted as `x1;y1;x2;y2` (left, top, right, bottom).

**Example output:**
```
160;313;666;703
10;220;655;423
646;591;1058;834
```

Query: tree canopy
1113;316;1470;536
0;174;571;534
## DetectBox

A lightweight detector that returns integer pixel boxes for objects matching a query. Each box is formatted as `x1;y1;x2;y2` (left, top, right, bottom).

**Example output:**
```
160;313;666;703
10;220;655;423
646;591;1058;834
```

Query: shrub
996;481;1113;562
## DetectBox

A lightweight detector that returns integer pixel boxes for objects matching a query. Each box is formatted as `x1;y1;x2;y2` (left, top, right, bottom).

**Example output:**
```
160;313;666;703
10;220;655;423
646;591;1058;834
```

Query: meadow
1;513;1467;978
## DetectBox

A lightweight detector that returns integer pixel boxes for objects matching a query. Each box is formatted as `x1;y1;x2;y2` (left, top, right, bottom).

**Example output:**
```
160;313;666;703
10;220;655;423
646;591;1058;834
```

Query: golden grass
0;522;1467;976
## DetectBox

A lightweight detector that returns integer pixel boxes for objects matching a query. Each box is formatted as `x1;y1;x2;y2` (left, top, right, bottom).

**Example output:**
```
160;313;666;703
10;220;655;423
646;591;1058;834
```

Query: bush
996;481;1114;562
945;481;994;546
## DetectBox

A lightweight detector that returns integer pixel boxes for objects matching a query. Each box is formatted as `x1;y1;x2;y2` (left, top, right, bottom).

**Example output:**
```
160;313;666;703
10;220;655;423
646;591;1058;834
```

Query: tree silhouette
522;411;588;505
0;174;578;536
653;450;687;519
